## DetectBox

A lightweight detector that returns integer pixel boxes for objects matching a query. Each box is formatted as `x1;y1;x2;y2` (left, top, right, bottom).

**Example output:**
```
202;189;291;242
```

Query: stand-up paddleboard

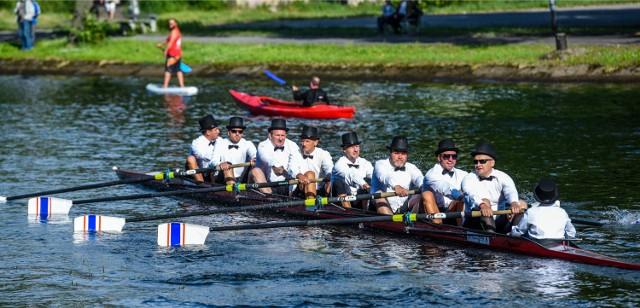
146;84;198;96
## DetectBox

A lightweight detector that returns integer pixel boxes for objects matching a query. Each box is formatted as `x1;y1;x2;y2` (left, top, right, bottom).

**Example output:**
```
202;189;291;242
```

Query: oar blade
180;62;192;73
264;69;287;85
74;215;126;232
157;222;210;247
27;197;73;216
0;196;6;203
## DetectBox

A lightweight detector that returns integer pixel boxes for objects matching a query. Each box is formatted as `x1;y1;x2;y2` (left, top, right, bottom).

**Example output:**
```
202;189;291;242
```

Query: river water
1;75;639;306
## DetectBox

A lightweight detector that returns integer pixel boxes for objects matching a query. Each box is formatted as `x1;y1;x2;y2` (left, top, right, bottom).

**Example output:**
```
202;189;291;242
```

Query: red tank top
166;28;182;57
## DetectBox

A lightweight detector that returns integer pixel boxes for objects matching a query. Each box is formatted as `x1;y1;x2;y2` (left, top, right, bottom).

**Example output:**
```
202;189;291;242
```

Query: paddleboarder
156;18;185;88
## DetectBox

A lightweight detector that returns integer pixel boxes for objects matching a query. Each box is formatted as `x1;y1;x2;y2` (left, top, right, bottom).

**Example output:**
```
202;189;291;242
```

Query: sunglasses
439;154;458;160
473;159;493;165
230;130;244;134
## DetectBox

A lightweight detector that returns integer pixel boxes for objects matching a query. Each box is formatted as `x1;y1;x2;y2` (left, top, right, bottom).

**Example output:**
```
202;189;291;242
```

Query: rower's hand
292;86;298;92
272;166;285;175
394;185;409;197
479;203;493;217
296;173;310;185
219;162;230;171
250;157;256;167
363;183;371;191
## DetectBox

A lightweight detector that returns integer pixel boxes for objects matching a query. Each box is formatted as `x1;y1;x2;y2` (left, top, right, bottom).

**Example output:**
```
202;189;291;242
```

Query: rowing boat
229;90;355;119
115;168;640;270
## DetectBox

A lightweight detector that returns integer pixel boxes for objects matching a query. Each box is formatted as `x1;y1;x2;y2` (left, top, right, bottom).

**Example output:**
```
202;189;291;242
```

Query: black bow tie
274;146;285;151
348;164;359;168
228;145;239;149
208;141;216;146
303;154;314;159
442;169;454;176
394;166;406;172
478;175;495;181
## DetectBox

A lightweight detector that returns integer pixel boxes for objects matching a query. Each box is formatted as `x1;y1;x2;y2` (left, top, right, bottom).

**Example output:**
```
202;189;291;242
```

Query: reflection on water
1;75;640;306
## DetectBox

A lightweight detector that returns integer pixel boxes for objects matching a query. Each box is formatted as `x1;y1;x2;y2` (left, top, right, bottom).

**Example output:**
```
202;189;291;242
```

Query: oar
180;62;192;73
34;175;319;216
156;209;515;246
0;169;171;204
24;162;252;215
74;190;413;233
264;69;287;86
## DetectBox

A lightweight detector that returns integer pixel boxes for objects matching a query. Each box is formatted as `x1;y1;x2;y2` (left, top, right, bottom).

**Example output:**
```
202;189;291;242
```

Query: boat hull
229;90;355;119
115;169;640;270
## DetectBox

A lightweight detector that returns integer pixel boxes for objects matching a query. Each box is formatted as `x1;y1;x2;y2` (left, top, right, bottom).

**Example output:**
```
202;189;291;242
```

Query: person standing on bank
156;18;185;88
331;132;374;209
251;118;308;195
292;76;330;107
511;178;576;239
186;115;222;183
14;0;35;51
217;117;256;185
371;136;423;215
421;138;468;225
461;142;527;233
295;125;333;199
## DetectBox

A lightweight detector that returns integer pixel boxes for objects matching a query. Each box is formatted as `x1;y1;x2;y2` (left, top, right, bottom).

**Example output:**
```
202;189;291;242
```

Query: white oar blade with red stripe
27;197;73;216
73;215;126;232
157;222;210;247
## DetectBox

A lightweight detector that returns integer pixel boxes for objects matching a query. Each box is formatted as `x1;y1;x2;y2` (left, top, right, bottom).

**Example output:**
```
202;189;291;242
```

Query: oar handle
469;209;515;218
177;162;251;176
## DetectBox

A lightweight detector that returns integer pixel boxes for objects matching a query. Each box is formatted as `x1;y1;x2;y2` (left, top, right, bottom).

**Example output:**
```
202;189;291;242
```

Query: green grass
1;38;637;71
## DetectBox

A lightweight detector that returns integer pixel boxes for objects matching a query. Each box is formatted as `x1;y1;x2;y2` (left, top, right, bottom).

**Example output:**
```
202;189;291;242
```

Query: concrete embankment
2;58;639;82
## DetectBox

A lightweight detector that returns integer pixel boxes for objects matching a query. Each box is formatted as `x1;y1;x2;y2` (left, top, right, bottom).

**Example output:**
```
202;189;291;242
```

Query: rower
294;125;333;199
186;114;222;183
331;132;374;209
511;178;576;239
250;118;307;195
371;136;423;215
216;117;257;185
291;76;330;107
421;138;468;225
461;142;528;233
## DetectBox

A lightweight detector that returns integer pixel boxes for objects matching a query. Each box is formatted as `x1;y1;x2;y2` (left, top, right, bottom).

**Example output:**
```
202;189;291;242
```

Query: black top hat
435;138;460;156
268;118;289;132
534;178;559;204
300;125;319;140
226;116;247;130
470;142;497;161
386;136;409;152
340;132;361;147
198;114;219;132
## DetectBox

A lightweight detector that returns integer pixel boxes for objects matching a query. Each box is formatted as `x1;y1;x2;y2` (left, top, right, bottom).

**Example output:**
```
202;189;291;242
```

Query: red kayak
229;90;355;119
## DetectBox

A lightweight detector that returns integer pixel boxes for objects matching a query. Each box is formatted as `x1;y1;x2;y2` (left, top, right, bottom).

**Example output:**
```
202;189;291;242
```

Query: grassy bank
0;38;638;71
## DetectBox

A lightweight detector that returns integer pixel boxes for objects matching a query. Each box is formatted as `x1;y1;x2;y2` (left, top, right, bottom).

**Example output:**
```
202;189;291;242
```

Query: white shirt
371;159;423;212
511;201;576;239
461;169;520;212
422;163;468;208
219;138;257;178
256;138;303;182
398;0;408;15
332;156;374;195
189;135;222;169
300;147;333;189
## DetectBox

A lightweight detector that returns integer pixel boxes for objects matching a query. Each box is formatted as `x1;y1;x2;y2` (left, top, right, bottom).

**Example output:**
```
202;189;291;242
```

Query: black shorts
165;56;181;73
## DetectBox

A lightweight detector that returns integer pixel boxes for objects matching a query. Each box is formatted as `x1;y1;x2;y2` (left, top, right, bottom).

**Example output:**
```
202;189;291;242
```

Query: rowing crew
186;115;575;240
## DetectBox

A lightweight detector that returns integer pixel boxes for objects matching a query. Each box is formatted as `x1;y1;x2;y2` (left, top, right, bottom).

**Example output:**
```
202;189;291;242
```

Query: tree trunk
73;0;94;29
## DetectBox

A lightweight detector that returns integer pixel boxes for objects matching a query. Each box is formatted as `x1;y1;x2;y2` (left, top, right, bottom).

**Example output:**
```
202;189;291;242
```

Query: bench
119;13;157;35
